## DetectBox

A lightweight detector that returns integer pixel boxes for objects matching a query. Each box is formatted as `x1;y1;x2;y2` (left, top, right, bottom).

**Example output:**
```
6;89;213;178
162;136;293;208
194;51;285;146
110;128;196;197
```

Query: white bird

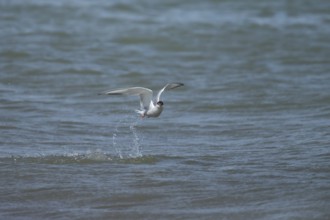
100;83;184;118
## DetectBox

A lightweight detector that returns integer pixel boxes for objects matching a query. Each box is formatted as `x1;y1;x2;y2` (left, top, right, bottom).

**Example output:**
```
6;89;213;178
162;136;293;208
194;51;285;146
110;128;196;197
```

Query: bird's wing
156;83;184;102
101;87;153;110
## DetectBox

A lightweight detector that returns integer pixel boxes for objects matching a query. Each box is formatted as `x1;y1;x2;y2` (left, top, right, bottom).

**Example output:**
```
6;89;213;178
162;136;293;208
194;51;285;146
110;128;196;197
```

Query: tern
100;83;184;118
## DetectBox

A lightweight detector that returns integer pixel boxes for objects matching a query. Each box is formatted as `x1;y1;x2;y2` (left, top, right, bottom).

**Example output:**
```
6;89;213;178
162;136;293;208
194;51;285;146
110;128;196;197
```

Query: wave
1;152;163;165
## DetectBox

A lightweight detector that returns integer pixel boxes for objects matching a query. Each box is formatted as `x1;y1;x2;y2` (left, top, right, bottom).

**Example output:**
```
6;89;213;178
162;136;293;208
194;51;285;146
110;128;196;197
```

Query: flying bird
99;83;184;118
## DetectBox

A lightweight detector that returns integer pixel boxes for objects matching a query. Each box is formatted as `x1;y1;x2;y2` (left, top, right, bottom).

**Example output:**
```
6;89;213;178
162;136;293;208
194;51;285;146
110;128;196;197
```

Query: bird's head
156;101;164;107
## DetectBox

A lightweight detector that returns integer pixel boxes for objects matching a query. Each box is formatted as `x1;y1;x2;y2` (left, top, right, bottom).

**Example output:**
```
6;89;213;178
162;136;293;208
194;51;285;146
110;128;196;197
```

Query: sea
1;0;330;219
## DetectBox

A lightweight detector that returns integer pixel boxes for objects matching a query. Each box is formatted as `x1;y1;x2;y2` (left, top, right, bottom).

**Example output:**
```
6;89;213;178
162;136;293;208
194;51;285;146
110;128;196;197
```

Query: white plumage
100;83;184;118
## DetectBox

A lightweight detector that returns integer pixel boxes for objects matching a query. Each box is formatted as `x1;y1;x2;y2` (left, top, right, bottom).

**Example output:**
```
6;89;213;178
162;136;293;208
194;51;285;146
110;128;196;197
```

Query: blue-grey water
1;0;330;219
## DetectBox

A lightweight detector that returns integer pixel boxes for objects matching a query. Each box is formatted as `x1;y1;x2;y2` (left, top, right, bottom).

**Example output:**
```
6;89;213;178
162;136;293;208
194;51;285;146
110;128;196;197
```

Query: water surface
1;0;330;219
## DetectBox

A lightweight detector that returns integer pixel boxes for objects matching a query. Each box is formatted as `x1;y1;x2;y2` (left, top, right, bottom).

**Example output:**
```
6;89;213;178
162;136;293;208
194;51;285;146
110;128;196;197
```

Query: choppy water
1;0;330;219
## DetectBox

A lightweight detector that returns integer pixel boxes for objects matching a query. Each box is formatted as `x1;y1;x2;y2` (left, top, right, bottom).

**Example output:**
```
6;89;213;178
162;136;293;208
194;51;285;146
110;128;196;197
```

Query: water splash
129;119;142;158
112;119;122;159
112;115;142;159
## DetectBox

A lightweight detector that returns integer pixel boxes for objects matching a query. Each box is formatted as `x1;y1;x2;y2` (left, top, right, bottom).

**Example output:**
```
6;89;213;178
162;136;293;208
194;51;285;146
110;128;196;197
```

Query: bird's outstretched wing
101;87;153;110
156;83;184;102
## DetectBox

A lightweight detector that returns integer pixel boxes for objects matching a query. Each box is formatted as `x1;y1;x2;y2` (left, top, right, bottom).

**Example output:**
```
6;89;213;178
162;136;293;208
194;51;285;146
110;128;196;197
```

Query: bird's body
135;102;163;118
100;83;184;118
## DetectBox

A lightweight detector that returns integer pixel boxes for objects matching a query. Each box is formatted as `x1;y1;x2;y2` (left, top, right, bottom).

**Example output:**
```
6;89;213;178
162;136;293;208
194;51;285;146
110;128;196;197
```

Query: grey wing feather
156;83;184;102
100;87;153;110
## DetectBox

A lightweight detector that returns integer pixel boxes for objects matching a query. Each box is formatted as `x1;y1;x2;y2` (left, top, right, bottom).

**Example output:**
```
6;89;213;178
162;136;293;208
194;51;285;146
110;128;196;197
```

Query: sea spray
129;117;142;158
112;118;123;159
112;115;142;158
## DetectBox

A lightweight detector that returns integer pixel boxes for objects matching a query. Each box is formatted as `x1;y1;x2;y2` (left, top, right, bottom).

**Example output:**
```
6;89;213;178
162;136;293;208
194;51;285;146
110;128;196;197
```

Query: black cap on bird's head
157;101;164;106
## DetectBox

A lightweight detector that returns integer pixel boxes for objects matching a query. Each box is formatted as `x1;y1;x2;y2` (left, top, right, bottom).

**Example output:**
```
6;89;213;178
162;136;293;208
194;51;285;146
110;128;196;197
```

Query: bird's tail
135;109;145;117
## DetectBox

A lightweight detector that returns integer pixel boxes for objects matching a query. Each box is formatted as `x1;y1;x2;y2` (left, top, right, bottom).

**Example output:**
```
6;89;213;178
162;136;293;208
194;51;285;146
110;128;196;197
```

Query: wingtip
98;91;109;95
170;82;185;89
173;82;184;86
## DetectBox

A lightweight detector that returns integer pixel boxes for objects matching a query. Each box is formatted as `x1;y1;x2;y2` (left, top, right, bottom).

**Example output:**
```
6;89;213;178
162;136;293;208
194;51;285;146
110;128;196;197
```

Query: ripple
1;153;173;165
